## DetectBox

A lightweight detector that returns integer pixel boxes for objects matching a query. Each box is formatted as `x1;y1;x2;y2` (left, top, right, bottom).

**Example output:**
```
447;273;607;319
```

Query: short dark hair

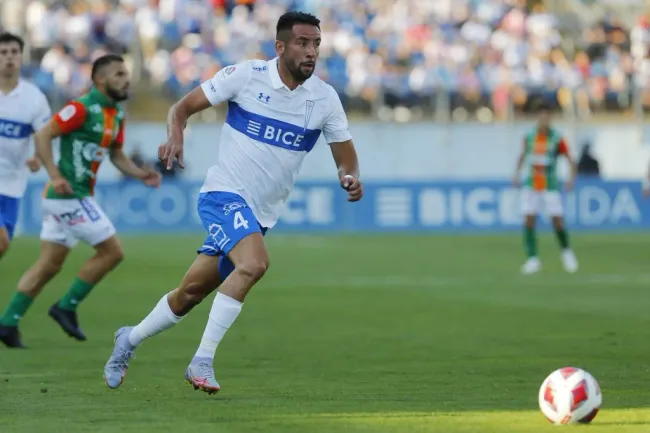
91;54;124;82
536;101;551;113
0;32;24;51
276;11;320;41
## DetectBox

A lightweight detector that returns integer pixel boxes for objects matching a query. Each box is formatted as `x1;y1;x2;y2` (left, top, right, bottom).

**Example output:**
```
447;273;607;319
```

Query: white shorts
40;197;116;248
520;188;564;217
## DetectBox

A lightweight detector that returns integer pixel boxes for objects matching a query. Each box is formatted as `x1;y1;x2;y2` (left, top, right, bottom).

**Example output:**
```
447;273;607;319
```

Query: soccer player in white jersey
104;11;363;392
0;33;51;260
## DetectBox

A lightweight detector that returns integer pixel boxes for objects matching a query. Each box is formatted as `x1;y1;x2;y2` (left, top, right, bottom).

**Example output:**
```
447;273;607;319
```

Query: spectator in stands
4;0;647;119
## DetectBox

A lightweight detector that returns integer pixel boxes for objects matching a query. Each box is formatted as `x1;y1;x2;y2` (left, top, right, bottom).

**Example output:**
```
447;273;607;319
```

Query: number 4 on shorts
234;211;249;230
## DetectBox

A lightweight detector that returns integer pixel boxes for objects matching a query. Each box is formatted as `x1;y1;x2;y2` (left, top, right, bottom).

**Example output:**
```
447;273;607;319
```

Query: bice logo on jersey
0;119;30;138
247;121;305;147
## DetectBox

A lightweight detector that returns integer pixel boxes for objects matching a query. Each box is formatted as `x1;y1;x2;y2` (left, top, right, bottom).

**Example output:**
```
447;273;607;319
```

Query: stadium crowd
1;0;649;117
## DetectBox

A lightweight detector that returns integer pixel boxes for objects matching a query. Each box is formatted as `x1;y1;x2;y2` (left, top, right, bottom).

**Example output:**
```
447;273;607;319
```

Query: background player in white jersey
104;11;363;392
0;32;51;260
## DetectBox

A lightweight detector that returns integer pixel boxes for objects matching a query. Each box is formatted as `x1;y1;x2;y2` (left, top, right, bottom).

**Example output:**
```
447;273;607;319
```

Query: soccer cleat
49;303;87;341
561;249;578;273
0;325;26;348
521;257;541;275
104;326;136;389
185;357;221;394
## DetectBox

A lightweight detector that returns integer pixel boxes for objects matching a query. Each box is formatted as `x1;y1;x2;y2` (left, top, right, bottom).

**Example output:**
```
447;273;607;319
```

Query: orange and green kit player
0;54;161;349
512;104;578;275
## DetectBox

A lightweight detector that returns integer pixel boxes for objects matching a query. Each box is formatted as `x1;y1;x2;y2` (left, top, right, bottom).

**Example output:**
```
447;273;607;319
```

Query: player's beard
107;85;129;102
287;61;314;83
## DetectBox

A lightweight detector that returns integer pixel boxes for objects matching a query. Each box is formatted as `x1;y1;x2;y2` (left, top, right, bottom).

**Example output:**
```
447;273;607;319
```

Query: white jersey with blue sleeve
0;79;52;198
199;57;352;229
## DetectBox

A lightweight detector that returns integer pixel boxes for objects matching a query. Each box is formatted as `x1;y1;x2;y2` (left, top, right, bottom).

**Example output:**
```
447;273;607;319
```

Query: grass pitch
0;233;649;432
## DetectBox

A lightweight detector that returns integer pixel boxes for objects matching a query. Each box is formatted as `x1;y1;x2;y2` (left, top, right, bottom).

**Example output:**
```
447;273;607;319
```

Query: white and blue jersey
196;58;352;270
0;79;51;238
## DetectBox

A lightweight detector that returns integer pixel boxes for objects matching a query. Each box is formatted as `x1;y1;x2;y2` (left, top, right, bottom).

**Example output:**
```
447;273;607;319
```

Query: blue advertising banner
18;180;649;235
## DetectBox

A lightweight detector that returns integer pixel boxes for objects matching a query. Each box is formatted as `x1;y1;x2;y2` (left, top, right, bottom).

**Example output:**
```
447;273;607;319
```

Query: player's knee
99;245;125;268
176;282;210;307
110;248;125;267
236;257;269;283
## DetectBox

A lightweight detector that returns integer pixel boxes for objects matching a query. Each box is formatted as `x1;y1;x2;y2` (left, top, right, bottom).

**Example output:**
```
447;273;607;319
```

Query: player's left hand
341;175;363;202
26;157;41;173
141;169;162;188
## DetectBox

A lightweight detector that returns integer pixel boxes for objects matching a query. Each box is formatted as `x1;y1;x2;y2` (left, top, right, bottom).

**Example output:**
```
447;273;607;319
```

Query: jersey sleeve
53;101;87;134
114;120;125;149
31;93;52;133
558;138;569;155
322;88;353;144
200;63;251;106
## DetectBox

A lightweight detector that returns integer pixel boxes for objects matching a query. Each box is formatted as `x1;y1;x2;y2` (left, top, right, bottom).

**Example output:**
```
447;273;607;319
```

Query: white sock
128;293;182;347
194;292;242;362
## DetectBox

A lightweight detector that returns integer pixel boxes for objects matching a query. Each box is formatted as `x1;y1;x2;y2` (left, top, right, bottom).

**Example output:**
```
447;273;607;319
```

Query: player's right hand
51;176;73;195
158;138;185;171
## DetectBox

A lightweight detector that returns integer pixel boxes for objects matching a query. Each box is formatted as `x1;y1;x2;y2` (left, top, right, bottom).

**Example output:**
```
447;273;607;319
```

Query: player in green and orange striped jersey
513;103;578;275
0;54;161;348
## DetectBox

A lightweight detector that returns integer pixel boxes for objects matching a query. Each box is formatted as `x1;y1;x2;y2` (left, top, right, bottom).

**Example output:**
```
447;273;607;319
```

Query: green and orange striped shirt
523;127;569;192
44;87;125;199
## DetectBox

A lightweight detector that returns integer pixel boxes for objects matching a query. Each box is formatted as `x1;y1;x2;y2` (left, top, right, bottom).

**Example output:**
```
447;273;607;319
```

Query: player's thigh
73;197;117;246
197;191;267;271
0;194;20;242
40;213;79;249
520;188;541;218
543;191;564;217
226;232;269;276
43;197;116;248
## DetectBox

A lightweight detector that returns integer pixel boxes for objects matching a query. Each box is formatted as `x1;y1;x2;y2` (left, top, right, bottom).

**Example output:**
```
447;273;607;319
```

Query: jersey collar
88;86;117;107
268;57;315;92
0;79;23;97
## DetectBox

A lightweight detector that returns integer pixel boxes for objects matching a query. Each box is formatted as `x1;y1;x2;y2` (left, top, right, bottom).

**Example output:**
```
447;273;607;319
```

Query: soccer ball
538;367;602;425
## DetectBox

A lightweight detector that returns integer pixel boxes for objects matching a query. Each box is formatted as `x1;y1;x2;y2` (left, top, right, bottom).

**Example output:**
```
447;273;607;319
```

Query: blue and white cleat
104;326;136;389
185;357;221;394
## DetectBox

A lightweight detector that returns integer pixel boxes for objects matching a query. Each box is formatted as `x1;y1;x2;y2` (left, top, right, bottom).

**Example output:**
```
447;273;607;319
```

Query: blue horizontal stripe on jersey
226;101;321;152
0;118;33;139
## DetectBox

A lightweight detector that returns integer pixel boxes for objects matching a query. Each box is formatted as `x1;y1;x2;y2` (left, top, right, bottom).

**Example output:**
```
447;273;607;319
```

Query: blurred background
3;0;650;121
3;0;650;234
